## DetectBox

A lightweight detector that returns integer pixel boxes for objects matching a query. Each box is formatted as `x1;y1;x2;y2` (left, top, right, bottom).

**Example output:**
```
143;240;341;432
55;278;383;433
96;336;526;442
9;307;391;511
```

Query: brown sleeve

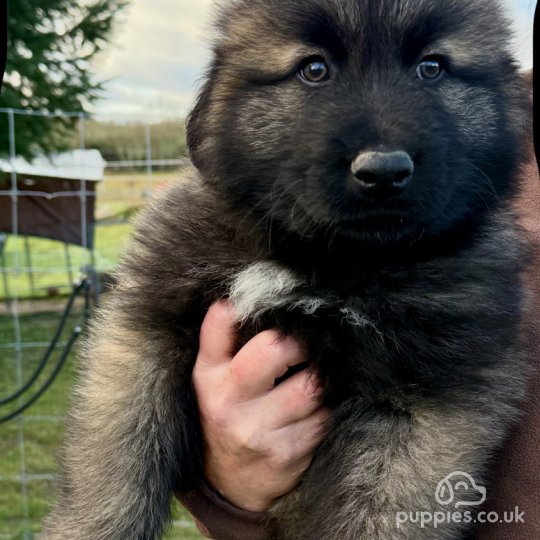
476;149;540;539
177;482;271;540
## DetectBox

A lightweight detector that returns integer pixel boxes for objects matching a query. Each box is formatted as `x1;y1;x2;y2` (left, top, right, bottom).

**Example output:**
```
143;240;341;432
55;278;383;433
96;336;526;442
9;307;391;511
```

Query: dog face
188;0;527;244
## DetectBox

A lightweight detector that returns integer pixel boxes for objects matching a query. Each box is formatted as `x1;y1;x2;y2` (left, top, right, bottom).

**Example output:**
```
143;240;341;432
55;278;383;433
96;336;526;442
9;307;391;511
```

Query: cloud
92;0;214;120
92;0;535;121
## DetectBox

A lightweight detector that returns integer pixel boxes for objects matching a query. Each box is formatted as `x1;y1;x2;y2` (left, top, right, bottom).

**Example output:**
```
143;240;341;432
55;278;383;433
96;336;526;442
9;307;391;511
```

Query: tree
0;0;127;157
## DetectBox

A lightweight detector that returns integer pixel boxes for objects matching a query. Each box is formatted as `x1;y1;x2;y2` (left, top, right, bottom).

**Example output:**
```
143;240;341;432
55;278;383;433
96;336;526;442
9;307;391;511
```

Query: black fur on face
187;0;528;245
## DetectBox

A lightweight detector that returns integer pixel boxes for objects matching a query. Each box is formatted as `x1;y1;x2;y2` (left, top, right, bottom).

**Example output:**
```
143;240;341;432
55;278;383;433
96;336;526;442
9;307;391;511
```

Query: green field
0;171;204;539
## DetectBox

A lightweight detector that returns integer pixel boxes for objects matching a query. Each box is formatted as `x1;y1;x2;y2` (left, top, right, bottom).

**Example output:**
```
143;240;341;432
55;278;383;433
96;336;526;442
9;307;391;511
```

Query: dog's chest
224;258;516;402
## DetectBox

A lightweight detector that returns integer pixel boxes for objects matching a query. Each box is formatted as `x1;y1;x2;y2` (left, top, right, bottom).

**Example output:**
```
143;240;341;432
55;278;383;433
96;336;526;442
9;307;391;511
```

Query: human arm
177;301;329;538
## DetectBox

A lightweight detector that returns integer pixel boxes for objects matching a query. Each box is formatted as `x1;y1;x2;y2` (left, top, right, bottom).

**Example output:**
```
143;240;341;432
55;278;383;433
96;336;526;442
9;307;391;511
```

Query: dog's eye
299;57;330;84
416;57;444;81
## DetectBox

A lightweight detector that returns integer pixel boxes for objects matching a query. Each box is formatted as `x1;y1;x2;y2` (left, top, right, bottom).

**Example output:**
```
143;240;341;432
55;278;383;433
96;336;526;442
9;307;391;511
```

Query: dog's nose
351;150;414;196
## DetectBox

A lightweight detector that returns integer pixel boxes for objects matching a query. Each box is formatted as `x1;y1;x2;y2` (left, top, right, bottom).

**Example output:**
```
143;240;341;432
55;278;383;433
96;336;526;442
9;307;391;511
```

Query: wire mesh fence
0;108;202;539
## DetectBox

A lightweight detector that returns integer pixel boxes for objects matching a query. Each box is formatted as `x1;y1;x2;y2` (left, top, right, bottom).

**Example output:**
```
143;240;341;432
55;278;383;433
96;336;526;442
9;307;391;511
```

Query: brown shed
0;150;105;248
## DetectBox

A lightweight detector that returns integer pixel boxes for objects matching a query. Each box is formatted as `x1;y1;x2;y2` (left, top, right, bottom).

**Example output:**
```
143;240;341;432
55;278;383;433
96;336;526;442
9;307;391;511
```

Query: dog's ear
186;68;216;171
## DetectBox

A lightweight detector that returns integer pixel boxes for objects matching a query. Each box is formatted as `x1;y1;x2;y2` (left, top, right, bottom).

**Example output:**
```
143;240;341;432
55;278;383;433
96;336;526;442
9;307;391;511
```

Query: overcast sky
91;0;536;122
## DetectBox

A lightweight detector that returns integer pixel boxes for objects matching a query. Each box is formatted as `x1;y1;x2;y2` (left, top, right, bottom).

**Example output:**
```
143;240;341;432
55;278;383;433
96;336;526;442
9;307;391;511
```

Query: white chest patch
228;261;374;329
228;261;302;322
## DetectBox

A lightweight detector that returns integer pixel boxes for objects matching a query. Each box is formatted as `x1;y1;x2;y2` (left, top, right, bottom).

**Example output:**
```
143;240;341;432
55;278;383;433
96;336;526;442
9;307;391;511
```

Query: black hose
0;279;87;406
0;327;82;424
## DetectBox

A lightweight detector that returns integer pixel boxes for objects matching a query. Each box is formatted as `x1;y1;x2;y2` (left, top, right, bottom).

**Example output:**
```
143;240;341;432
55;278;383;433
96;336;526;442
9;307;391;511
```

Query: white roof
0;149;105;182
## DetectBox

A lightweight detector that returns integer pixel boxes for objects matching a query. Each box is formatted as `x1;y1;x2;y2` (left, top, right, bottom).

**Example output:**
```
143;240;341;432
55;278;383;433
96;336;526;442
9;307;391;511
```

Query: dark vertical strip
0;0;6;90
535;0;539;172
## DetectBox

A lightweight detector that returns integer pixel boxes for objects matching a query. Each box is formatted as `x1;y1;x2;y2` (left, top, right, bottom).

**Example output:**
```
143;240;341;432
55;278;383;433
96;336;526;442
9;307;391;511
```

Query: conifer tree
0;0;127;157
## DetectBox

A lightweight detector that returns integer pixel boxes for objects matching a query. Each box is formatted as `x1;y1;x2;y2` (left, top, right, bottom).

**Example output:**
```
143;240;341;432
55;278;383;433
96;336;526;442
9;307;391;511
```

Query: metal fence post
145;123;152;178
7;107;32;540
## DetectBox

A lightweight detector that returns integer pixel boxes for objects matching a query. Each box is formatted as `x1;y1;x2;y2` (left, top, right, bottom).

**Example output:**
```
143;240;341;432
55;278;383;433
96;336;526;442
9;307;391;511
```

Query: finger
286;408;331;454
198;301;236;367
271;409;331;468
229;331;306;399
266;370;324;427
285;453;314;480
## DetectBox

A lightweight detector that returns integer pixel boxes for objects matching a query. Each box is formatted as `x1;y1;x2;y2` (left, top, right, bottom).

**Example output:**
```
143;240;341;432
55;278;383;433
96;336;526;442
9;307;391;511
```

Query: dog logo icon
435;472;487;508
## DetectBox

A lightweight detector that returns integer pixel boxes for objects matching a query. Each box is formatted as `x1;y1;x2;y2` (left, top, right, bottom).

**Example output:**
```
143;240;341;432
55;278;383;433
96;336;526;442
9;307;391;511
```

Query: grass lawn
0;170;204;539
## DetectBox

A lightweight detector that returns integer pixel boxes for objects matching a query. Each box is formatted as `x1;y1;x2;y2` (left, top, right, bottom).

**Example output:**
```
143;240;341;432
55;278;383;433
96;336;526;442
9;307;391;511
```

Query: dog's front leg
41;311;201;540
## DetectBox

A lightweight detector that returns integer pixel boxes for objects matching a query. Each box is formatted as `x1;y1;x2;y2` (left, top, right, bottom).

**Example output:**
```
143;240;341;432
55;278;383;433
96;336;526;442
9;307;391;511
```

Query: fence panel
0;108;201;540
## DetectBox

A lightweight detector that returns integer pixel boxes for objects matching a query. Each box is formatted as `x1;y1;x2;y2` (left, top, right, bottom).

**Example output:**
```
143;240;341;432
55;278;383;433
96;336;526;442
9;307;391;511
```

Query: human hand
193;301;330;512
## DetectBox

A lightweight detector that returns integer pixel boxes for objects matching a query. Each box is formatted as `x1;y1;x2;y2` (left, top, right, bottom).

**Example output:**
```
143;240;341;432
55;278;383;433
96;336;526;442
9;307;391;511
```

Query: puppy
42;0;530;538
